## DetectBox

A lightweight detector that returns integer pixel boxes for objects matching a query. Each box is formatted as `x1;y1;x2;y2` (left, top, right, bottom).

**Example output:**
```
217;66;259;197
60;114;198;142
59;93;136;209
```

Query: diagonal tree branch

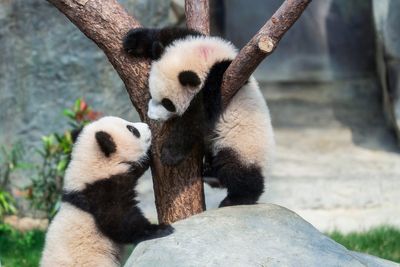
185;0;210;35
221;0;311;108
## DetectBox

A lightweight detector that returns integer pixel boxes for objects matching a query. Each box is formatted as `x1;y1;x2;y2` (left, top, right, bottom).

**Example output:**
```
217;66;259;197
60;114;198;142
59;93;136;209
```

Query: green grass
328;226;400;263
0;223;398;266
0;223;45;267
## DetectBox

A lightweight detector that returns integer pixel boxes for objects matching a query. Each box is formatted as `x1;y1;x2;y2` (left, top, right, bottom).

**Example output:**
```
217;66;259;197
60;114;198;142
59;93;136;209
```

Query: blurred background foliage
27;98;100;218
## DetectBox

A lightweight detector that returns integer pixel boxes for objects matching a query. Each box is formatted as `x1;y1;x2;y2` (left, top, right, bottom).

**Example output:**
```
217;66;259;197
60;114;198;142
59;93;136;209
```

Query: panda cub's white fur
123;27;274;207
41;116;172;267
41;202;118;267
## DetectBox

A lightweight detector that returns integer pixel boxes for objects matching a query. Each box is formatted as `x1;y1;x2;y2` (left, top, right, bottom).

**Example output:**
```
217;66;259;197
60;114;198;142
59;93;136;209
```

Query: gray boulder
125;204;398;267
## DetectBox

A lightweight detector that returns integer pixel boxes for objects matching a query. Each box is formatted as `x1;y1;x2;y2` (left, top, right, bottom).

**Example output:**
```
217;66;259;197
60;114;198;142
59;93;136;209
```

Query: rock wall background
2;0;393;152
1;0;396;149
225;0;376;82
373;0;400;143
0;0;170;152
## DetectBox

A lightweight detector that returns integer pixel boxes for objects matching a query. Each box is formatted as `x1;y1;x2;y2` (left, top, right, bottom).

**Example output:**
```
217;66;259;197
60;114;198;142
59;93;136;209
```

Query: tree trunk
149;0;211;223
185;0;210;35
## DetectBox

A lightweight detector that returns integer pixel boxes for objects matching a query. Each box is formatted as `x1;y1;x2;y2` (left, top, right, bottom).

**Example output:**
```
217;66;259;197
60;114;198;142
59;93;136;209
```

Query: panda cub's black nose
127;125;141;138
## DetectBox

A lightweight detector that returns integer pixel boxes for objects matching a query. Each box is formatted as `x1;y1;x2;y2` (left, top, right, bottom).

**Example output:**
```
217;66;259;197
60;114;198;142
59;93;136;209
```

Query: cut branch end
258;36;275;53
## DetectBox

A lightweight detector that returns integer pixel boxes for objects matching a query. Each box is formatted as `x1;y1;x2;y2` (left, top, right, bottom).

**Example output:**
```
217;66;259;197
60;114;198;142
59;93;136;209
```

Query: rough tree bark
185;0;210;35
46;0;309;224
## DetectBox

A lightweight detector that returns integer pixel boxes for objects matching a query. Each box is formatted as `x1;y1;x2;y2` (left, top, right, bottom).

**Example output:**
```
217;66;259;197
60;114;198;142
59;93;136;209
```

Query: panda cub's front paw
144;224;174;240
161;144;186;166
156;224;175;237
218;196;257;208
123;28;153;58
203;177;223;188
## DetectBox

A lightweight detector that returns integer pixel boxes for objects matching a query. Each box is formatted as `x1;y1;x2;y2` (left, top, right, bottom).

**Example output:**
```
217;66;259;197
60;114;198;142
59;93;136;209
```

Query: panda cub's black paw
137;224;174;243
203;177;223;188
219;196;257;208
156;224;175;237
123;28;165;60
123;28;153;58
146;224;174;240
161;145;186;166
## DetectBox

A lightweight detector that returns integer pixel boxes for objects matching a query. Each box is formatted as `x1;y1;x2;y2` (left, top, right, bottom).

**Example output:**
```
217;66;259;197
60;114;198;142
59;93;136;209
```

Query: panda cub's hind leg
205;148;265;207
202;150;224;188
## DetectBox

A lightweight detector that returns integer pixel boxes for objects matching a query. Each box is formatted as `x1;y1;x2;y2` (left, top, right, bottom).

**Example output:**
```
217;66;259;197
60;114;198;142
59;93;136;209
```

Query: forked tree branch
221;0;311;108
185;0;210;35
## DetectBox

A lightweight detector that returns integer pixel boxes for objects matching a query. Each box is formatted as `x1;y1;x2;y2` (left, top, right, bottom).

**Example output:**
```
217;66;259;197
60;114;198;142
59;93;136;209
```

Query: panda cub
41;116;172;267
123;27;275;207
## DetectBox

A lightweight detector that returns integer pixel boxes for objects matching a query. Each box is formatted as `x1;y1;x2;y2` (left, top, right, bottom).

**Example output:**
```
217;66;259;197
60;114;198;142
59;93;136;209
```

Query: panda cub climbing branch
123;27;275;207
41;116;173;267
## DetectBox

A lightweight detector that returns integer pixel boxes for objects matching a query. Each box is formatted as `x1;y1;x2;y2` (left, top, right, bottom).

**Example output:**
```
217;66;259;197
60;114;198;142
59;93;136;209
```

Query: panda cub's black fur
124;27;202;60
61;162;166;244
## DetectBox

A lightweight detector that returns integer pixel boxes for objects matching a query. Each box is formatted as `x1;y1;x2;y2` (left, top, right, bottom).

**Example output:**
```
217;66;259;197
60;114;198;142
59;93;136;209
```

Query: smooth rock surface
125;204;397;267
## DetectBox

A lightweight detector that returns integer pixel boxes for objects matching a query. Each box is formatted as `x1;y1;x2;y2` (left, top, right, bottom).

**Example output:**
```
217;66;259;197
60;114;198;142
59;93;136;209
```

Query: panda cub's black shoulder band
62;190;91;213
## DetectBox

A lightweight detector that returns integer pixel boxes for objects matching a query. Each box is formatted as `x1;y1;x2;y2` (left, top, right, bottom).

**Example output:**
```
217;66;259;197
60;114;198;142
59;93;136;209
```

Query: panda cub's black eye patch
161;98;176;112
178;71;201;87
127;125;140;138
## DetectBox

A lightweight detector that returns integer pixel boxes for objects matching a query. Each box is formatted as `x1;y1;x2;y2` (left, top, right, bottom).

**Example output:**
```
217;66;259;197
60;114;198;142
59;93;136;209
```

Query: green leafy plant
63;97;101;128
28;133;72;218
0;142;29;188
0;142;29;219
0;190;17;218
27;98;100;218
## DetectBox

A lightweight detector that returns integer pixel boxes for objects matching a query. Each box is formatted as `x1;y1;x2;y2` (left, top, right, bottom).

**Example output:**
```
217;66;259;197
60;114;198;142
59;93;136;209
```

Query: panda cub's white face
148;62;203;121
147;36;238;122
64;116;151;191
147;37;219;121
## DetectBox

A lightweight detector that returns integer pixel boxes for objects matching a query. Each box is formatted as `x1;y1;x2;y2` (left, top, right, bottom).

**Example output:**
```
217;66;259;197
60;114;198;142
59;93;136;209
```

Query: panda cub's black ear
151;41;165;60
71;127;83;143
95;131;116;157
178;71;201;87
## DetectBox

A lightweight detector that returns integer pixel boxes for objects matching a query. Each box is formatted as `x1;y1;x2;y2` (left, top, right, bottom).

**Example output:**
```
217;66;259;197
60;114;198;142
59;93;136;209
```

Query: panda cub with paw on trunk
40;116;173;267
123;27;275;207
